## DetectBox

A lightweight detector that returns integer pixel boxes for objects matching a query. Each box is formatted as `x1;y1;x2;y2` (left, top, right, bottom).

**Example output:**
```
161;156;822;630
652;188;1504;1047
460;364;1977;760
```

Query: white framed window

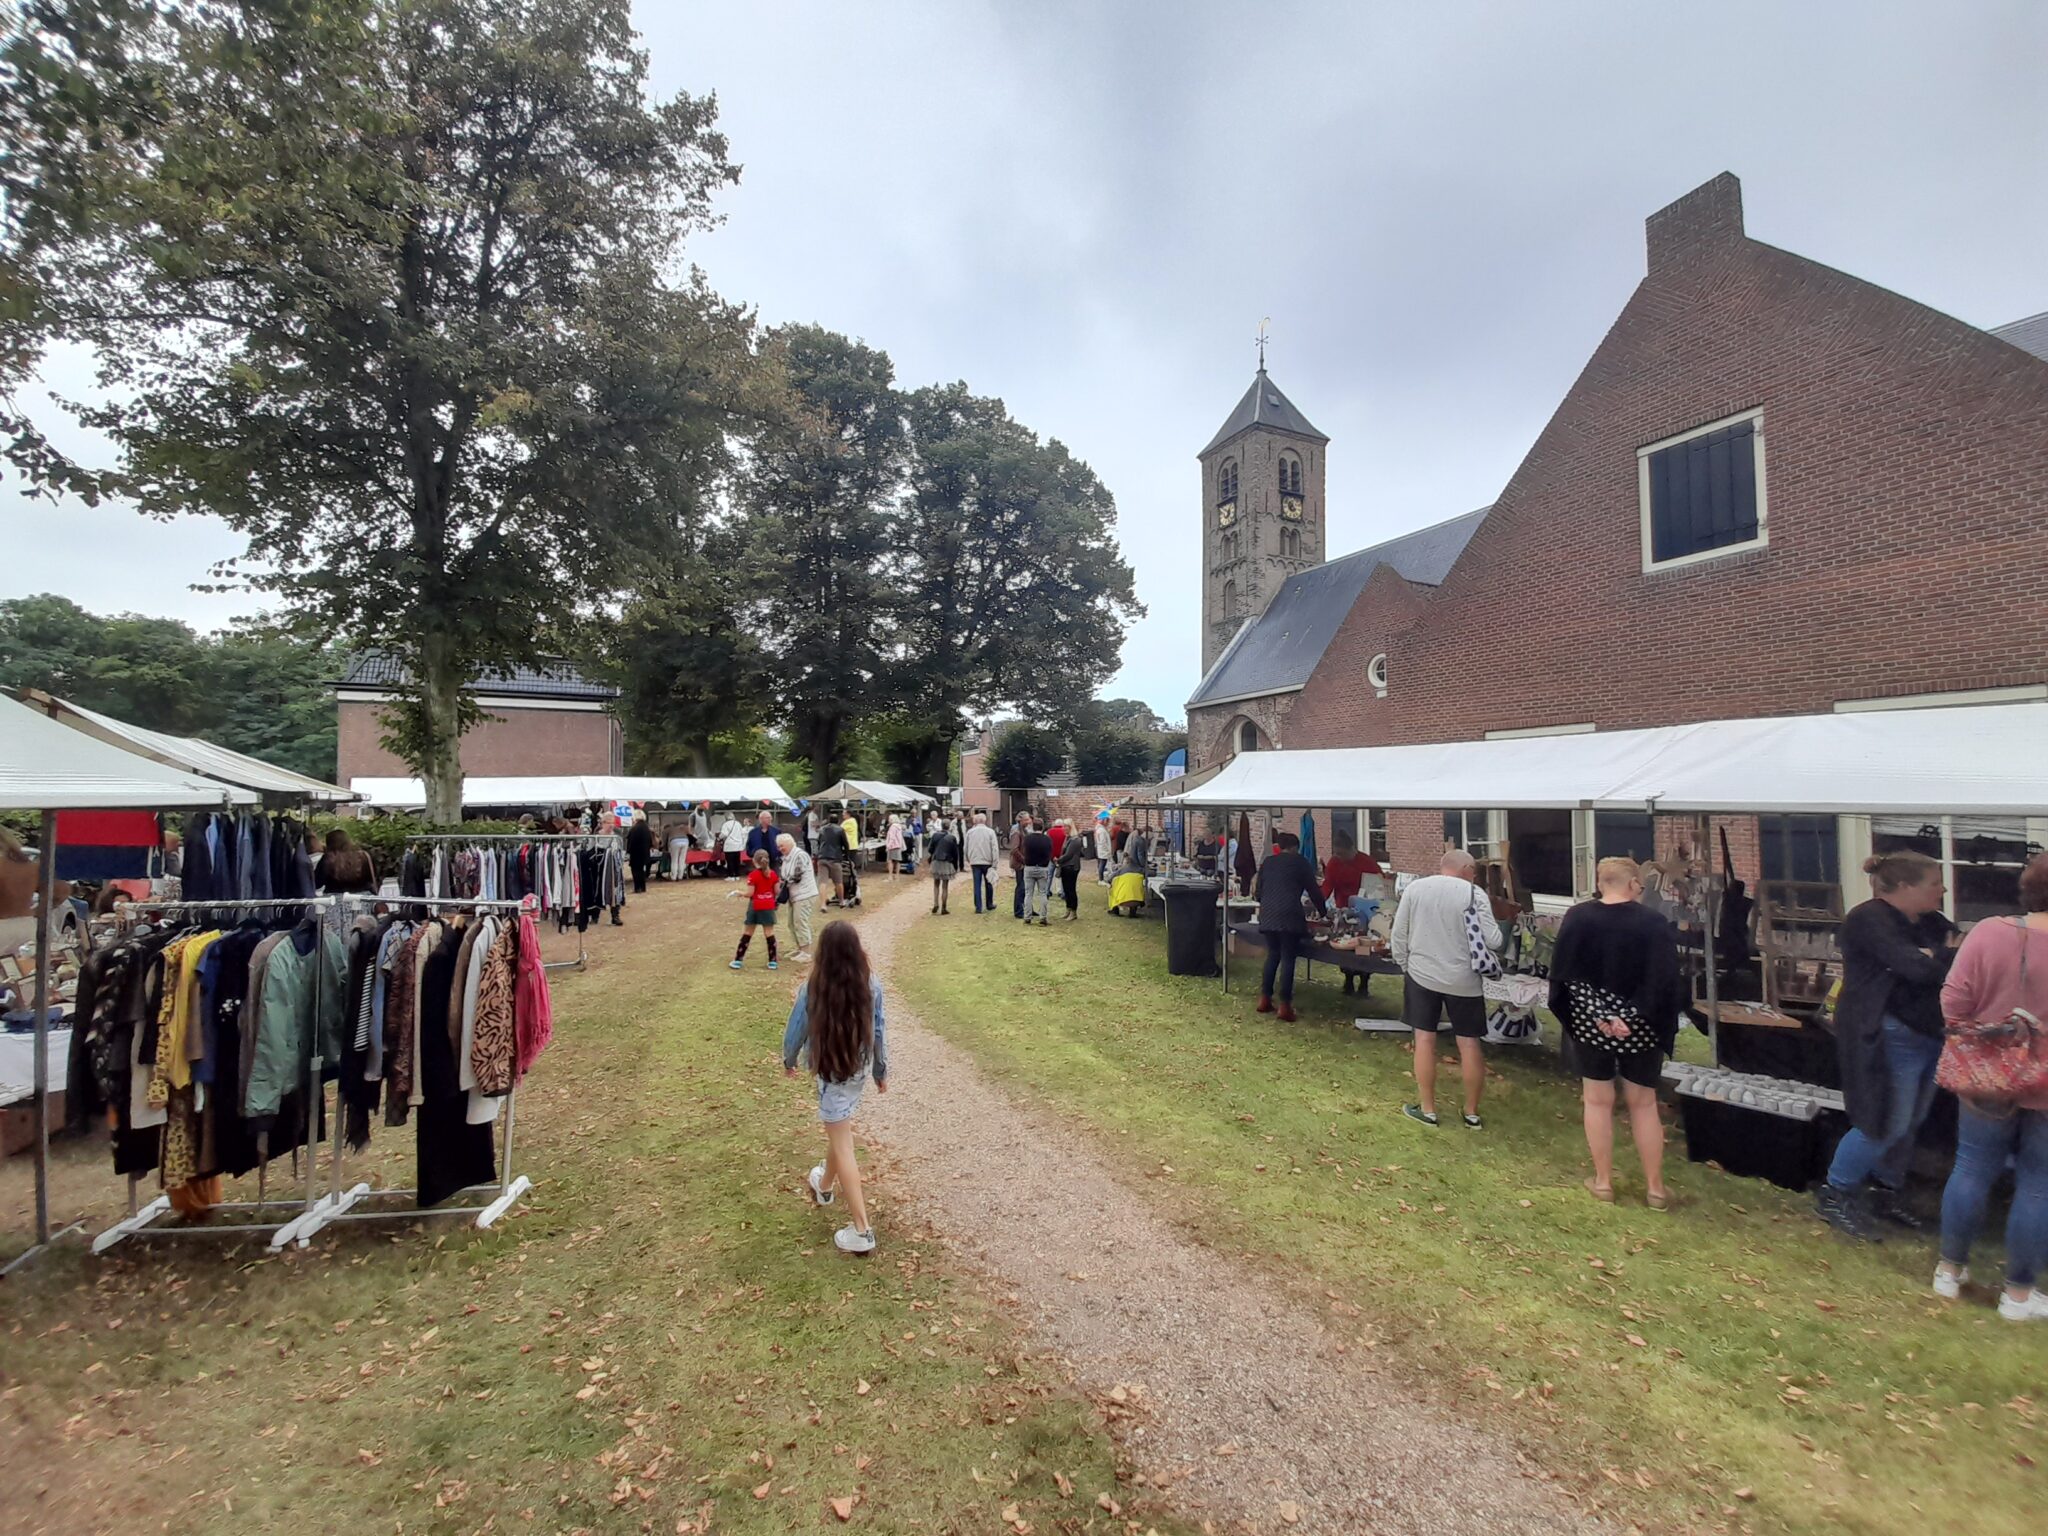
1638;407;1767;571
1352;808;1389;864
1441;808;1495;860
1867;815;2047;925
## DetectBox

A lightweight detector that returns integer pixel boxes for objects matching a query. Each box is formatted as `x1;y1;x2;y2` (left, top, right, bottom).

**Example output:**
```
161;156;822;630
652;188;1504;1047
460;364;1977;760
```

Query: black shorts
1402;980;1487;1038
745;908;776;927
1564;1035;1664;1088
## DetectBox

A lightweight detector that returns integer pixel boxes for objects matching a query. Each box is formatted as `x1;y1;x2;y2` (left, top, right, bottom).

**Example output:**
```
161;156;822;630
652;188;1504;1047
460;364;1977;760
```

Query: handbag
1464;887;1503;979
1937;919;2048;1102
1563;979;1660;1055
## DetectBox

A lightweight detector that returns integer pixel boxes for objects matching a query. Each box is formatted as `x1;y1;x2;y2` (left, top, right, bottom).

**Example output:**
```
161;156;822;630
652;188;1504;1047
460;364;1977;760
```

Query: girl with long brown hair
781;920;889;1254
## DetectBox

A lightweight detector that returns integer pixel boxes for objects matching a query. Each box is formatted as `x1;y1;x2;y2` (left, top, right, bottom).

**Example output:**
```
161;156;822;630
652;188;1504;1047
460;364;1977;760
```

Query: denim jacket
783;978;888;1086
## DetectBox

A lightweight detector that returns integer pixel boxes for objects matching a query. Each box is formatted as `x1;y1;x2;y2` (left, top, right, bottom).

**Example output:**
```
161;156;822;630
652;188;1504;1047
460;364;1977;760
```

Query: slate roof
1201;369;1329;455
1990;311;2048;363
1187;507;1489;710
336;652;618;702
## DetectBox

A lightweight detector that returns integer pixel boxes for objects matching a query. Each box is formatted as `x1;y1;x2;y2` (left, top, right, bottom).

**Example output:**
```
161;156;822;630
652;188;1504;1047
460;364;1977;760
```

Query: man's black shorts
1402;979;1487;1039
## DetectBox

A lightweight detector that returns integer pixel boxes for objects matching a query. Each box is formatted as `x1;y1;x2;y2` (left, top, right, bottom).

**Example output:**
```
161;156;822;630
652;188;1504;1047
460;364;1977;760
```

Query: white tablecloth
0;1026;70;1105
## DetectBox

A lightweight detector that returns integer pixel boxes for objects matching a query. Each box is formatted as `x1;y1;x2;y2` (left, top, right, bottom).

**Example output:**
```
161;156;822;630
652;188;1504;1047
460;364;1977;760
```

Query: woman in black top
1253;833;1327;1022
313;828;378;895
1814;850;1956;1241
1549;857;1683;1208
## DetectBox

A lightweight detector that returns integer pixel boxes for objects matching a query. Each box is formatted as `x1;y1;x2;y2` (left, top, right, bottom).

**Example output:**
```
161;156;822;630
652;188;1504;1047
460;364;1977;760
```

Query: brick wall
1295;175;2048;751
336;699;623;785
957;747;999;812
1188;175;2048;882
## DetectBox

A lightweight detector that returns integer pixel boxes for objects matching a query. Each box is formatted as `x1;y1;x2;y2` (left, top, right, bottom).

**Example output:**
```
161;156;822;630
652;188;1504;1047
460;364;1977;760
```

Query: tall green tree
0;0;171;502
1068;726;1157;785
0;591;209;729
981;722;1066;792
887;384;1140;784
0;593;339;776
743;325;905;792
61;0;748;819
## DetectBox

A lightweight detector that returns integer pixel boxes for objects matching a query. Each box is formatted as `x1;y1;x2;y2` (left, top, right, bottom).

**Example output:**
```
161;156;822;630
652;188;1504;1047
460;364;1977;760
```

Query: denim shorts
818;1076;865;1123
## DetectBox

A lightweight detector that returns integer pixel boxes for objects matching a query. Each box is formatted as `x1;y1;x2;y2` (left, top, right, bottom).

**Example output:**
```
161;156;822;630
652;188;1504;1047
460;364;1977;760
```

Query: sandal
1584;1178;1614;1203
1646;1189;1671;1212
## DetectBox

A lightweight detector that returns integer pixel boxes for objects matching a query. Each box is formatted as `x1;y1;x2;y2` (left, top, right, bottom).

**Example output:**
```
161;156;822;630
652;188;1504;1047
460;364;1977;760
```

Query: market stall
0;692;260;1271
349;773;795;811
1169;701;2048;1182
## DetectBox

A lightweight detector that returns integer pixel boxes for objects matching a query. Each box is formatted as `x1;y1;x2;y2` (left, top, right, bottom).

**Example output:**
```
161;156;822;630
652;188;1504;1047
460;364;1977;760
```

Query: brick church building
1187;173;2048;920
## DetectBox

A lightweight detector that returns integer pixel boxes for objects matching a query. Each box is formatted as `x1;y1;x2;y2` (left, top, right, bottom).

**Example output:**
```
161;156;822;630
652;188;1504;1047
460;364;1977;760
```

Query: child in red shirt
731;848;782;970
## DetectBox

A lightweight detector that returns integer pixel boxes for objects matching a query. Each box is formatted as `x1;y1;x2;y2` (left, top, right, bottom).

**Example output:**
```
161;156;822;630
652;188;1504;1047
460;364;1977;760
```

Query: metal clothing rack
280;893;538;1245
93;896;336;1253
401;833;623;972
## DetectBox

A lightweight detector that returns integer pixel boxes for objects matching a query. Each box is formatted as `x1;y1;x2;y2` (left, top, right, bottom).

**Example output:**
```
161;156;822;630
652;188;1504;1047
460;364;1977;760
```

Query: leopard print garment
470;920;520;1096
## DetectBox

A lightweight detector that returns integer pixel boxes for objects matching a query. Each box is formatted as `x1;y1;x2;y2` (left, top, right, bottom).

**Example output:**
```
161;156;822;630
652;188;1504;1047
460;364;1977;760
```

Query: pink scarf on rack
513;908;554;1078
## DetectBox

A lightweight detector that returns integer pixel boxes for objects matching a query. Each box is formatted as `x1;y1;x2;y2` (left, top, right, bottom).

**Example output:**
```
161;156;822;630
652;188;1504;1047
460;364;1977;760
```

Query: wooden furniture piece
1755;880;1844;1014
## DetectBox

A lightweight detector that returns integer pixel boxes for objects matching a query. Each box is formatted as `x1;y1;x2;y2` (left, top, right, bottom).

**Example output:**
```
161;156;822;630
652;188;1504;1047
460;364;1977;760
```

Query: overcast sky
6;1;2044;720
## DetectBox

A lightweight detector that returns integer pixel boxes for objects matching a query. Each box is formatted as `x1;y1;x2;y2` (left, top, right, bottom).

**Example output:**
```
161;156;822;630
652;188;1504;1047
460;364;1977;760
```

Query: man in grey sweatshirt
1391;847;1503;1129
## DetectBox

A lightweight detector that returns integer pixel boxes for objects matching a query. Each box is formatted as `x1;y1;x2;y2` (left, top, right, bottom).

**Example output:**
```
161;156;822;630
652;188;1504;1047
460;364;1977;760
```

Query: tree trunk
685;740;710;776
420;634;466;824
806;712;843;795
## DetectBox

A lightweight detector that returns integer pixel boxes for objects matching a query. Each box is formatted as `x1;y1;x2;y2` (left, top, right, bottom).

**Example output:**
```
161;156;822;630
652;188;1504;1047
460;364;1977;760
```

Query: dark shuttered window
1644;416;1760;564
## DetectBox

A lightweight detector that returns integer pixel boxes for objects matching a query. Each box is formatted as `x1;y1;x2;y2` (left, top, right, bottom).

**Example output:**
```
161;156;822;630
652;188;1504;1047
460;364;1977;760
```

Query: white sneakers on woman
807;1164;835;1205
1940;1263;2048;1318
834;1225;876;1255
1996;1289;2048;1321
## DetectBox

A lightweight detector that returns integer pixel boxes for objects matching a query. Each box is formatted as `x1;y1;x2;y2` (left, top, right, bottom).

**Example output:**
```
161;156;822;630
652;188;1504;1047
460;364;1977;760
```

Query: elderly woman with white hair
778;833;821;963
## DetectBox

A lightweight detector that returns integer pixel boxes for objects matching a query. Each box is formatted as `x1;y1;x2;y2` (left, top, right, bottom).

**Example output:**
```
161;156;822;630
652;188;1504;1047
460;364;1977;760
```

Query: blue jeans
1827;1016;1944;1190
1940;1104;2048;1288
1260;930;1305;1004
971;866;994;912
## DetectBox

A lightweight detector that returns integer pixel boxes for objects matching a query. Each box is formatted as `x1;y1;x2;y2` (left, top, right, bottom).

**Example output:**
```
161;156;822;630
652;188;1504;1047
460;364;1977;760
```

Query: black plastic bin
1158;879;1222;977
1679;1095;1839;1191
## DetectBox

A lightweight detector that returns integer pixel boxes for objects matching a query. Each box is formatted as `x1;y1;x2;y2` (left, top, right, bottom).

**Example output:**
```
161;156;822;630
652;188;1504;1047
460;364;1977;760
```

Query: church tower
1198;366;1329;674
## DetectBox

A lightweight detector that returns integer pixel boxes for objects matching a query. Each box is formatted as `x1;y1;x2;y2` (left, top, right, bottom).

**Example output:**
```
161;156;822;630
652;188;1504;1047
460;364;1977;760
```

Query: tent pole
1696;812;1722;1069
31;810;56;1246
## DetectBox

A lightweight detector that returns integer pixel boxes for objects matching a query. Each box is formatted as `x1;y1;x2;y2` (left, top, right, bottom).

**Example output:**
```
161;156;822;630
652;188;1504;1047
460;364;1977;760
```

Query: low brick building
334;654;623;787
1187;173;2048;921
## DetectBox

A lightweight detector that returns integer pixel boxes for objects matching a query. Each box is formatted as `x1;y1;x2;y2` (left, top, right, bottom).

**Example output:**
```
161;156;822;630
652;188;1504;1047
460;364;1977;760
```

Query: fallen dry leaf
1624;1334;1648;1349
1097;1492;1122;1516
829;1495;856;1521
1279;1500;1302;1525
855;1379;872;1397
752;1481;771;1500
1054;1472;1073;1498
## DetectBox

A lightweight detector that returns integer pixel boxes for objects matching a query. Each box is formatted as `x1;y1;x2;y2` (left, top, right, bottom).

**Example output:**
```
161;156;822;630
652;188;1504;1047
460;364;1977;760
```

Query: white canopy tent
20;689;355;805
0;693;261;1269
349;774;795;811
1167;703;2048;818
812;778;933;807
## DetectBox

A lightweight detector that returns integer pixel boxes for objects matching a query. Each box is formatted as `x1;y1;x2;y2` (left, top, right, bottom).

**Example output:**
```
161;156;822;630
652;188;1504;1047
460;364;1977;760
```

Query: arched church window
1222;578;1237;615
1217;459;1239;504
1279;454;1303;497
1280;527;1300;559
1239;720;1260;753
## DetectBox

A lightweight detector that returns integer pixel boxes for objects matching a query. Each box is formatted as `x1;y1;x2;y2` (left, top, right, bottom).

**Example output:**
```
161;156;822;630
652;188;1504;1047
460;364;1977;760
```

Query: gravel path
860;888;1607;1536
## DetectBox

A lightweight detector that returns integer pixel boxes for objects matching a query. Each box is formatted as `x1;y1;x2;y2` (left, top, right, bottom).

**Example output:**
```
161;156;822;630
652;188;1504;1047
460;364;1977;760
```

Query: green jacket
244;925;347;1125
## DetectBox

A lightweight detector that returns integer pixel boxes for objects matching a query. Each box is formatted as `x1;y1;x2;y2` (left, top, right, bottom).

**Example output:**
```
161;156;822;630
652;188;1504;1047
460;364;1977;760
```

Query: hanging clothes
414;920;496;1206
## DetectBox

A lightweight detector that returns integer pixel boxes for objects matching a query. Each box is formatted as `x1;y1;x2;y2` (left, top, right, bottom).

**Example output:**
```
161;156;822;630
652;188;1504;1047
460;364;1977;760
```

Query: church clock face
1280;494;1304;521
1217;500;1237;528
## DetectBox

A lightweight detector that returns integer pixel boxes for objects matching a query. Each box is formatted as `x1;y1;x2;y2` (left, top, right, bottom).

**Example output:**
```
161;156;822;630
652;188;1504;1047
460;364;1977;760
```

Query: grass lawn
0;883;1187;1535
893;891;2046;1536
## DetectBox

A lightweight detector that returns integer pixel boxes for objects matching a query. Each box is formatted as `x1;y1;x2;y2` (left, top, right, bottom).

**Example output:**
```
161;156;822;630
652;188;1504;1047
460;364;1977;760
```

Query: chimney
1645;172;1744;273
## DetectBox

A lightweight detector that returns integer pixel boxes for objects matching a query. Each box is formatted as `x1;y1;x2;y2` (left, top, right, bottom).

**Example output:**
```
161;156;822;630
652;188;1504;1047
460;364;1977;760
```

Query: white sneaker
1932;1264;1968;1300
807;1164;834;1206
1997;1289;2048;1321
834;1224;876;1255
793;950;812;963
